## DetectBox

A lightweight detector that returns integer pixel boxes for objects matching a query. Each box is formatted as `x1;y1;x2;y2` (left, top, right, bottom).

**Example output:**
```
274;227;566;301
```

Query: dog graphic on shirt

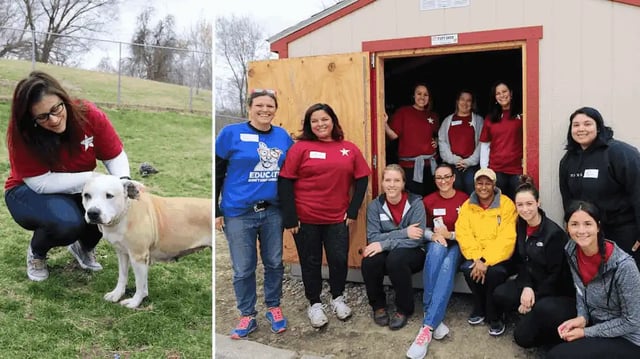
254;142;283;171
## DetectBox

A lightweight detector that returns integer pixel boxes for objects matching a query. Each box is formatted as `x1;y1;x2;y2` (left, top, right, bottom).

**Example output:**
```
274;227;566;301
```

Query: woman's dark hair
435;162;455;176
412;82;433;111
488;81;522;123
455;89;476;115
564;107;614;151
298;103;344;141
564;200;607;270
515;174;539;201
7;71;87;167
247;90;278;109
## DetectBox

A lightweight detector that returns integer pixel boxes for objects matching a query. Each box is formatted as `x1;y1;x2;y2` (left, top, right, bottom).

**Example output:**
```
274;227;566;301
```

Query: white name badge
433;208;446;216
583;169;599;179
379;213;390;221
451;120;462;126
240;133;259;142
309;151;326;159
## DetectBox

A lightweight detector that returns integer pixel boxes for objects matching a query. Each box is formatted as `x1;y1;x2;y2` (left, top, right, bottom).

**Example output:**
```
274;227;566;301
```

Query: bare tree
94;56;115;73
125;7;179;82
12;0;120;64
0;0;33;58
185;17;212;92
215;15;270;116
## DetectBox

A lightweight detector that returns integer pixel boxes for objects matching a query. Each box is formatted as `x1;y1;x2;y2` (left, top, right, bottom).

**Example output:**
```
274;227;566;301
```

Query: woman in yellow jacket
455;168;517;337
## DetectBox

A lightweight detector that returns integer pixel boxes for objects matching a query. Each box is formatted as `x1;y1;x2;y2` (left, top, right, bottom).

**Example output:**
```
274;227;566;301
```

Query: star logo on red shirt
340;148;350;156
428;117;434;124
81;135;94;151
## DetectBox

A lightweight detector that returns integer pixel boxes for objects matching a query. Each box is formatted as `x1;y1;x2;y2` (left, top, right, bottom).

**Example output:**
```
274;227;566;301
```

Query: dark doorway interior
383;49;523;165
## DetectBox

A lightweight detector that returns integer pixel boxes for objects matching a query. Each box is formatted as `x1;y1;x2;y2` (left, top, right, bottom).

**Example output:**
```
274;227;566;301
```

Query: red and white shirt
423;190;469;230
389;106;439;167
5;101;123;190
279;139;371;224
479;110;523;174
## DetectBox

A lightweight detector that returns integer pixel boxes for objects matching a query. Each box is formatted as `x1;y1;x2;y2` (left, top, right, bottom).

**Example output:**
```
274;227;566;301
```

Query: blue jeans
4;184;102;257
224;205;284;317
422;241;461;327
453;165;479;196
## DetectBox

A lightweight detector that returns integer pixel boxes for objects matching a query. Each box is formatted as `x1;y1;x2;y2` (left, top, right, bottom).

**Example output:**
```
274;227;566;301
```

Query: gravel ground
215;234;545;358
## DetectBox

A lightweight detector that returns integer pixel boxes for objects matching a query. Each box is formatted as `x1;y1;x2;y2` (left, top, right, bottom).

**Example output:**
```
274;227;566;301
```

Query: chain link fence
0;26;212;114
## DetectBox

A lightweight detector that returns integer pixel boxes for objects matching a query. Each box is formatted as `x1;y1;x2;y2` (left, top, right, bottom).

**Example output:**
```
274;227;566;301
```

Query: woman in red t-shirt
279;103;370;328
4;71;130;282
479;81;523;200
384;83;439;196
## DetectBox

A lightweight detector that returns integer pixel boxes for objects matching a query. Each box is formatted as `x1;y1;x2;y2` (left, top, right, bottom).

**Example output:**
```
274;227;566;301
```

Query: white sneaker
308;303;328;328
330;295;352;320
26;246;49;282
433;322;450;340
406;325;432;359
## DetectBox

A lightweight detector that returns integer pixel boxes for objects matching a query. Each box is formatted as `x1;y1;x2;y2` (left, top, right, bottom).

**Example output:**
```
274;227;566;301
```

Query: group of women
215;86;640;358
215;92;369;338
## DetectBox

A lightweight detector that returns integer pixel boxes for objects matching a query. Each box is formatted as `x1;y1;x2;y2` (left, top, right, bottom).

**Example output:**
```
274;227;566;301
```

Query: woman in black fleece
559;107;640;267
493;175;576;348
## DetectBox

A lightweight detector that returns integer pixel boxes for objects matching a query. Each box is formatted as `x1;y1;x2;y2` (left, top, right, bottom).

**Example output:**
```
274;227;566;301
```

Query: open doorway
382;49;523;165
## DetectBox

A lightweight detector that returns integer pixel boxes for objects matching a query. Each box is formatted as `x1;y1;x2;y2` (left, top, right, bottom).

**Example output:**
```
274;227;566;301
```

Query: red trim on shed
612;0;640;7
363;26;543;186
270;0;375;57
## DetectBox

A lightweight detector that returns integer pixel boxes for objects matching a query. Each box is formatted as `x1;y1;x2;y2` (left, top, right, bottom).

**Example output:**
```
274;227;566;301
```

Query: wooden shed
247;0;640;273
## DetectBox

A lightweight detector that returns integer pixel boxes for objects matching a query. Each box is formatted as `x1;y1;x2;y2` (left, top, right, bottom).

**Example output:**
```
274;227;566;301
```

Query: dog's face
82;174;139;225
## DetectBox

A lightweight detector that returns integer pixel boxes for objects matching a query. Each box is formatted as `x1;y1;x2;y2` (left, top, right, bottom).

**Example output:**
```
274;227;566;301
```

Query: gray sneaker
26;246;49;281
68;241;103;271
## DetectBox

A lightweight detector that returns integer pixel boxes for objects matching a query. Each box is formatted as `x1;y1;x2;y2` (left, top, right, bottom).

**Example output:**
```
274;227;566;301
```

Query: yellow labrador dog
82;174;212;308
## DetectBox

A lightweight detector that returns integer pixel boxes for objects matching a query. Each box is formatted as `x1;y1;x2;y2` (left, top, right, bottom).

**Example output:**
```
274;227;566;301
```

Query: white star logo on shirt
81;135;94;151
340;148;350;156
469;121;474;126
428;117;434;124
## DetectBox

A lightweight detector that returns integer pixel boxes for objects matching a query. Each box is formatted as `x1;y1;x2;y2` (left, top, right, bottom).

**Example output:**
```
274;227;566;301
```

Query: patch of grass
0;100;212;358
0;59;212;114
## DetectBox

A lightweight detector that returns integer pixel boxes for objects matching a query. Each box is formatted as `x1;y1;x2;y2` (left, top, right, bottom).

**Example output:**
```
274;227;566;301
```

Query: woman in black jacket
493;175;576;348
559;107;640;267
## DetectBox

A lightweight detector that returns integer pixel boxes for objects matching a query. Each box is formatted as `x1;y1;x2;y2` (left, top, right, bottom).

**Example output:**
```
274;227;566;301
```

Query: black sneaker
373;308;389;326
489;320;505;336
467;313;485;325
389;312;408;330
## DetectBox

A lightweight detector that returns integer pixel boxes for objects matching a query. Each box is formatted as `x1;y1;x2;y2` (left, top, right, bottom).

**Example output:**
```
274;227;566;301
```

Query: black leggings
361;247;425;316
493;280;576;348
547;337;640;358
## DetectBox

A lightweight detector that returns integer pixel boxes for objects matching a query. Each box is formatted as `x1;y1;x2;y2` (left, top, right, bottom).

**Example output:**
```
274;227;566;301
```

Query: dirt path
215;233;544;358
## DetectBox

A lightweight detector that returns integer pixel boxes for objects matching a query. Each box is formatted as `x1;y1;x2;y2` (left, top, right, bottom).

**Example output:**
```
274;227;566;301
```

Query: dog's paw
104;290;125;302
120;296;144;309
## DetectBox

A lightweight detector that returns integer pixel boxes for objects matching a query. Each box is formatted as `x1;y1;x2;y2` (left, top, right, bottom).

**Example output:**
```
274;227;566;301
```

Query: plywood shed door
248;52;372;269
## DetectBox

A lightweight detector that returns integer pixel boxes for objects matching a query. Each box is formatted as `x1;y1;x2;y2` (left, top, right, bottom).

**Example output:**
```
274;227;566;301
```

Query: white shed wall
279;0;640;223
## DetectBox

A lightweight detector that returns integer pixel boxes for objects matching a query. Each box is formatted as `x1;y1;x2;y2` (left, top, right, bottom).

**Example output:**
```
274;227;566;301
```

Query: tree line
0;0;211;90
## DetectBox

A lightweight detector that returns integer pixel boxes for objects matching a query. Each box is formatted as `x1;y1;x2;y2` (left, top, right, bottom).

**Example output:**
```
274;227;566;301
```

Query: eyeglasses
435;174;454;181
251;88;277;95
33;102;65;124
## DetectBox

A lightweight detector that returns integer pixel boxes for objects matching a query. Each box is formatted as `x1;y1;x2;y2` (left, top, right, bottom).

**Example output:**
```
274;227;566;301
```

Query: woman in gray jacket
361;164;426;331
438;89;484;195
548;201;640;358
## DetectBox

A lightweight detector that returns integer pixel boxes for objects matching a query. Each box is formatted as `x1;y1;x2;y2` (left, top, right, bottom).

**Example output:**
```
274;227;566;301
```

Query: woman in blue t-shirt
215;89;293;340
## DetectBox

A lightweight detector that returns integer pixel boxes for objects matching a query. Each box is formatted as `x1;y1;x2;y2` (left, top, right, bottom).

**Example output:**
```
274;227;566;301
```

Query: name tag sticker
451;120;462;126
379;213;390;221
309;151;326;159
433;208;446;216
240;133;259;142
583;169;599;179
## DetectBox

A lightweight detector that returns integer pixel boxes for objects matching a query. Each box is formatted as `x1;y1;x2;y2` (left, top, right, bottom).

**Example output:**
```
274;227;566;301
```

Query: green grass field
0;59;212;114
0;71;212;357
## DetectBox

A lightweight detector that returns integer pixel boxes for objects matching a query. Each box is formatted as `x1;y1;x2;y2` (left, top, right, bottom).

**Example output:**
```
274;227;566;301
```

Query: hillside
0;59;212;114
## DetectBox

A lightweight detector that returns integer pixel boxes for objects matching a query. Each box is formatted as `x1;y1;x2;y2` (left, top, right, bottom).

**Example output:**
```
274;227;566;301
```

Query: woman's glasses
33;102;65;124
435;174;454;181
